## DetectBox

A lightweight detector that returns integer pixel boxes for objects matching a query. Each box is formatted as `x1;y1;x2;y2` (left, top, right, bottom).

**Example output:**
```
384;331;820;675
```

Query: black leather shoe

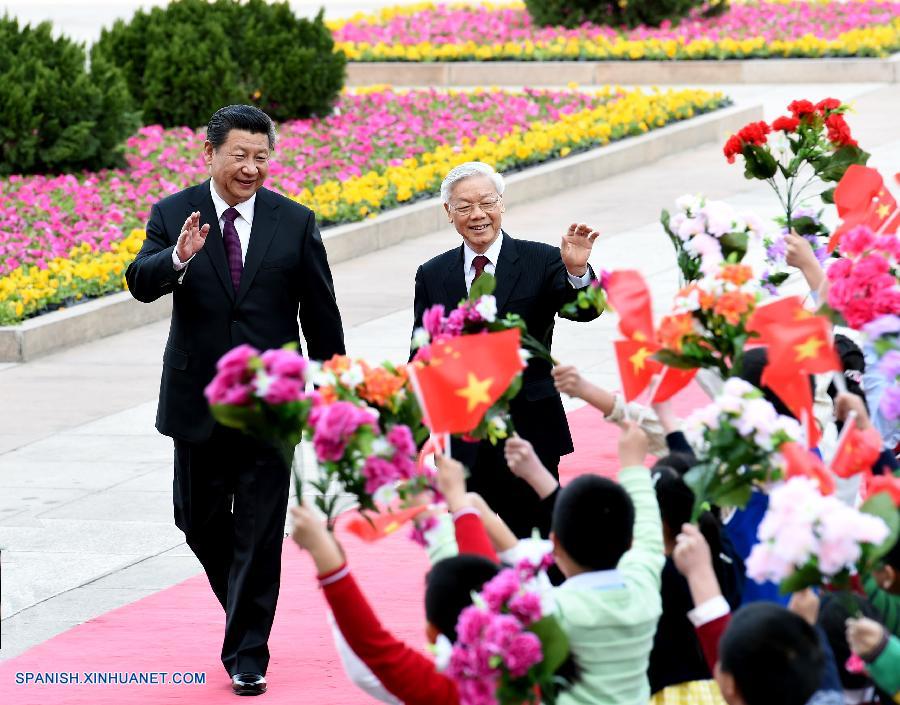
232;673;267;696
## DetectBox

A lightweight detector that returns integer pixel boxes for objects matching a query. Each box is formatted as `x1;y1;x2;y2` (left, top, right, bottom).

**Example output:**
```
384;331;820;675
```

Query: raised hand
290;503;344;574
552;364;587;399
435;454;471;512
504;434;558;499
175;211;211;263
845;617;887;660
618;421;649;468
560;222;600;277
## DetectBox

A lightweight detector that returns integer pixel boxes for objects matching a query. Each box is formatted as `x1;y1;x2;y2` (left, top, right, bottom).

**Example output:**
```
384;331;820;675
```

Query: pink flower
445;308;467;336
503;632;543;678
262;375;305;404
840;225;876;257
422;304;446;338
480;569;521;612
456;605;493;644
217;343;259;374
310;401;376;462
387;424;416;457
260;348;307;379
507;592;542;626
362;455;401;494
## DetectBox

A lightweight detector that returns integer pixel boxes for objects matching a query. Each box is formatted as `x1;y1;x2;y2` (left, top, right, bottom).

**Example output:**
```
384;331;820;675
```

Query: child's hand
846;617;887;660
290;503;345;574
835;392;872;430
618;421;649;467
672;523;712;579
505;435;542;479
785;232;819;271
788;588;820;626
552;364;587;399
435;454;471;512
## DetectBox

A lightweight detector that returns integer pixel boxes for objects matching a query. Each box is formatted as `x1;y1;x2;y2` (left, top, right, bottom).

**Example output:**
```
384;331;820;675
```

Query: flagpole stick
636;373;663;428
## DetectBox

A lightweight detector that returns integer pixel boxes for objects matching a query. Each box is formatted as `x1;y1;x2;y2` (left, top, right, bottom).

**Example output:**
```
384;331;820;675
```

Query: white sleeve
327;612;402;705
171;248;194;283
566;269;592;288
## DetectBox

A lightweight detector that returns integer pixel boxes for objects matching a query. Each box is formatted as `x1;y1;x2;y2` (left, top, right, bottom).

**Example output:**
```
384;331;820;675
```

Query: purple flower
766;236;787;261
880;384;900;421
863;315;900;340
879;350;900;381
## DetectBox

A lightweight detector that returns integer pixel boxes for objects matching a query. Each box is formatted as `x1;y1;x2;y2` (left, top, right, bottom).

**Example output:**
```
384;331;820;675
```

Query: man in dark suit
126;105;344;696
412;161;602;538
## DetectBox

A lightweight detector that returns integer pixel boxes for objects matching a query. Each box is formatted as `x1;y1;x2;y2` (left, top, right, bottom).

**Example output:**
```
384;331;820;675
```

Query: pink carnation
362;455;401;494
260;348;308;379
262;375;305;404
480;569;521;612
422;304;446;338
310;402;376;462
216;343;259;374
503;632;543;678
446;308;467;336
507;592;542;626
456;606;493;644
839;225;875;257
387;424;416;457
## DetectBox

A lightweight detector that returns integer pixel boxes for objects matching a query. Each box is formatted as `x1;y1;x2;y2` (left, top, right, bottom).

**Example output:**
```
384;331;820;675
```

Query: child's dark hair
424;555;499;641
552;474;634;571
819;593;880;689
740;348;814;420
720;603;823;705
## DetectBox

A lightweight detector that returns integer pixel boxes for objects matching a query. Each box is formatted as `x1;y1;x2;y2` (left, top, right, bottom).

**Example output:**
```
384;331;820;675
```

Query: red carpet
0;386;708;704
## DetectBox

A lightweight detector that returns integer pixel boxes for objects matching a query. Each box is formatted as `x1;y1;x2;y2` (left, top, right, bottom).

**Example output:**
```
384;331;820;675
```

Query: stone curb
0;102;761;363
346;54;900;86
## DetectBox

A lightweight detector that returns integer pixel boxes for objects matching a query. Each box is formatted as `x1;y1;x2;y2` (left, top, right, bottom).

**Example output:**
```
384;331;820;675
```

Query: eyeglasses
449;197;502;217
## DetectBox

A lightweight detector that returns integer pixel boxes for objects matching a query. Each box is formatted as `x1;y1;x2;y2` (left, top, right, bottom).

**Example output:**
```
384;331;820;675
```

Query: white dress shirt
463;231;592;294
172;180;256;274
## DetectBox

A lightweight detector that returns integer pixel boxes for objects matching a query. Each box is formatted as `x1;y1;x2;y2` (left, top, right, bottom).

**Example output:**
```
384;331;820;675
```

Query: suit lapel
442;246;467;307
493;232;522;312
235;188;281;306
191;180;234;300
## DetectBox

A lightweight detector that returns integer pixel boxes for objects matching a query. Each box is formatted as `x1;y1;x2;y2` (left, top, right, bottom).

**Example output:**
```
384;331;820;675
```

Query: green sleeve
617;465;665;588
864;574;900;638
868;634;900;696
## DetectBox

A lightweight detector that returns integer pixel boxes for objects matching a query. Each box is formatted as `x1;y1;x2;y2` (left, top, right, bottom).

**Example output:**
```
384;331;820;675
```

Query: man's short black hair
424;555;499;641
206;105;276;150
552;474;634;571
720;603;823;705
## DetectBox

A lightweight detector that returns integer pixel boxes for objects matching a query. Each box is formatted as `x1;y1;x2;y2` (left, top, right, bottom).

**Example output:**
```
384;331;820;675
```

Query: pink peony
262;375;305;404
310;402;376;462
216;343;259;374
260;348;308;379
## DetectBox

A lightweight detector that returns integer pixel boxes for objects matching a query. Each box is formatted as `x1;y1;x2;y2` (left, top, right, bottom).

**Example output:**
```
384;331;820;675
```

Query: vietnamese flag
614;338;662;402
763;316;841;376
831;165;900;252
651;365;698;403
605;270;655;342
830;419;883;478
781;441;835;495
761;365;821;449
344;505;429;542
408;329;524;434
746;296;812;340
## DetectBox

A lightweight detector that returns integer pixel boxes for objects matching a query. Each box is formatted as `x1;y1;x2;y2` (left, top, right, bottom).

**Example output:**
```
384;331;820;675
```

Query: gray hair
440;162;505;204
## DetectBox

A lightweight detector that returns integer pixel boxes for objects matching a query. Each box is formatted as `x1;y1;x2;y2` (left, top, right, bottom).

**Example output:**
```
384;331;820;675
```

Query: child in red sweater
289;455;499;705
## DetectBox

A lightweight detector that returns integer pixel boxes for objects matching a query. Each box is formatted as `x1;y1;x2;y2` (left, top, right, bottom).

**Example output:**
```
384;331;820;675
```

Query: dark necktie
472;254;490;284
222;207;243;293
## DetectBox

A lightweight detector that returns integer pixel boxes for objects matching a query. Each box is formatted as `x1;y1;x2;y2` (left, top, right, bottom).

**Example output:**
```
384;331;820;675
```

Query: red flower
825;113;857;147
815;97;842;113
788;99;816;119
736;121;771;146
771;115;800;133
723;134;743;164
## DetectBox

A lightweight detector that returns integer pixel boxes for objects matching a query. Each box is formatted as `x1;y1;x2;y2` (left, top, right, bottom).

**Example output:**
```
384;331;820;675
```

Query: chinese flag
831;165;900;252
830;420;883;478
606;270;656;342
651;366;698;403
781;441;835;495
344;505;429;542
746;296;812;340
408;329;524;434
863;473;900;505
763;317;841;376
761;365;821;449
614;338;662;402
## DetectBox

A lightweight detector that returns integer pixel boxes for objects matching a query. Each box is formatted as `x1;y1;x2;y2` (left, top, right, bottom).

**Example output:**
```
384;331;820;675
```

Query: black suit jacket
126;181;345;443
412;233;600;463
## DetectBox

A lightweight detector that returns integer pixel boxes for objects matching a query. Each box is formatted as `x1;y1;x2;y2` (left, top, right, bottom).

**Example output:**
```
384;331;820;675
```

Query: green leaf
779;563;823;595
652;349;702;370
859;492;900;564
210;403;264;432
528;616;570;677
742;144;778;180
790;216;819;236
720;231;748;261
815;301;847;327
684;463;716;522
820;187;836;205
469;272;496;300
766;272;790;286
712;482;753;510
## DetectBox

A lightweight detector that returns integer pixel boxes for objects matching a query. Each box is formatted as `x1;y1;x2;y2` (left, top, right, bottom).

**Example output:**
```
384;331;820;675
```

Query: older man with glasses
411;161;603;537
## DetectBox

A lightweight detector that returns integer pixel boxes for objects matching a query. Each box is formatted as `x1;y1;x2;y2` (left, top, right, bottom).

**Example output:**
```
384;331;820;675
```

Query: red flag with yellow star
650;365;698;403
781;441;835;495
408;329;524;434
760;364;821;449
746;296;812;339
763;317;841;376
831;165;900;252
614;338;663;402
344;505;430;542
830;419;882;479
605;270;656;342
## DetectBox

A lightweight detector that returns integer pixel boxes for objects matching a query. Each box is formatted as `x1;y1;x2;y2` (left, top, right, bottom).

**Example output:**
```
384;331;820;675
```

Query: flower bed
0;86;727;325
330;0;900;61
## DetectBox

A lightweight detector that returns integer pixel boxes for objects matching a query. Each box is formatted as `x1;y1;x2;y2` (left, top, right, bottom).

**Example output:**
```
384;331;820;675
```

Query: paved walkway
1;81;898;670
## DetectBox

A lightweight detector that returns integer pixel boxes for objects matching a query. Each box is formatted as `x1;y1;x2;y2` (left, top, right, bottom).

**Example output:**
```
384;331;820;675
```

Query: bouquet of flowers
746;476;898;594
661;194;766;284
826;225;900;330
864;314;900;422
682;378;803;521
559;271;609;318
654;263;766;379
761;207;830;294
205;344;319;498
723;98;870;231
443;554;570;705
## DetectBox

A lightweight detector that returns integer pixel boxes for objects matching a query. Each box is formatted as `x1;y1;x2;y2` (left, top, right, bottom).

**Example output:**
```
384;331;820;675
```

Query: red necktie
222;207;243;293
472;255;490;283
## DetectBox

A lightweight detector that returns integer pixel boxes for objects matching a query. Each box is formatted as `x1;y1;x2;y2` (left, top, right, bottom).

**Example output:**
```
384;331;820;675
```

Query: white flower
253;370;273;398
373;483;399;506
307;361;335;387
518;348;532;364
432;633;454;672
686;233;724;276
371;436;393;458
474;295;497;322
676;193;704;213
701;200;738;237
676;214;707;241
412;327;431;350
742;210;767;240
340;363;364;388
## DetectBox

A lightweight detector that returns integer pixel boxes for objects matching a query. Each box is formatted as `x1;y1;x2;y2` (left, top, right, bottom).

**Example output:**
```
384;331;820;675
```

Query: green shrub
0;15;138;176
524;0;728;29
92;0;346;128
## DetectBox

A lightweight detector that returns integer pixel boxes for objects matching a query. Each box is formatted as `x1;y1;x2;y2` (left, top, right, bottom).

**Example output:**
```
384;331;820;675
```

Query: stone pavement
1;80;898;666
